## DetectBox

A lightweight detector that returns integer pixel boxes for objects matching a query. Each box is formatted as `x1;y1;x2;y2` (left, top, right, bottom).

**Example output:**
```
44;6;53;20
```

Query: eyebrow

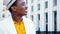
20;2;26;6
22;2;25;4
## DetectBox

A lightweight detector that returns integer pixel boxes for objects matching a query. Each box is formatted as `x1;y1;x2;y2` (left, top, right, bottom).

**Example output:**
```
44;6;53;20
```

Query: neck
12;13;23;23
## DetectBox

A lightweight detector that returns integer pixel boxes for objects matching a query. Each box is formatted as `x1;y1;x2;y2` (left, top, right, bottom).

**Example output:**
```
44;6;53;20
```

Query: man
3;0;36;34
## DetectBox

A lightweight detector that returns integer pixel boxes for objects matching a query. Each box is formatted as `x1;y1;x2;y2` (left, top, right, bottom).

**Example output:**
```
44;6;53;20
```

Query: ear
11;6;17;11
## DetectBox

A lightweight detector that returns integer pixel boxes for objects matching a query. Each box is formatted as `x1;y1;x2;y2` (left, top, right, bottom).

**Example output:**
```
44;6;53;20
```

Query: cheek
16;7;26;14
18;6;25;11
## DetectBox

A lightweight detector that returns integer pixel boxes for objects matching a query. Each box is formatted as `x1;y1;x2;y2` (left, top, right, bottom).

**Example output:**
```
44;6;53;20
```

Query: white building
0;0;60;34
26;0;60;34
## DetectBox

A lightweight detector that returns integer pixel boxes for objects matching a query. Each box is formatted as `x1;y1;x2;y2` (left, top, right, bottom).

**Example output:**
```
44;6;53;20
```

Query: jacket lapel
23;17;29;34
23;17;36;34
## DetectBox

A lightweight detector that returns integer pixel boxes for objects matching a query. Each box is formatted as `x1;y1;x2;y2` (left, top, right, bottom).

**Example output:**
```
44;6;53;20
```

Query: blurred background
0;0;60;34
25;0;60;34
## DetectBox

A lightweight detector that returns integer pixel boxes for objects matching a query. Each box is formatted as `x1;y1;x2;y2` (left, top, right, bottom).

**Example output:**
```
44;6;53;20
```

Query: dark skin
10;0;27;24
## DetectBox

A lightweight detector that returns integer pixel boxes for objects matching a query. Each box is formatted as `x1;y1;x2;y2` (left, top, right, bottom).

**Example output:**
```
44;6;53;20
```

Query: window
26;0;28;4
38;14;40;20
37;4;40;10
31;0;33;3
37;14;40;31
45;12;48;33
53;0;57;6
54;11;57;32
45;1;48;8
31;15;33;21
31;6;34;12
46;23;48;33
45;12;48;23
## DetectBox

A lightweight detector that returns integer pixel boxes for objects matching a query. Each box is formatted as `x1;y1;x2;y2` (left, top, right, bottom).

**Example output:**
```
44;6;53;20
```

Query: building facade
25;0;60;34
0;0;60;34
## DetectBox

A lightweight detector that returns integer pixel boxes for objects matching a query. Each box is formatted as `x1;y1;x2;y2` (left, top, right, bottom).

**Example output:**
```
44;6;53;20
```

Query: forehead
15;0;25;5
16;0;25;2
15;0;26;5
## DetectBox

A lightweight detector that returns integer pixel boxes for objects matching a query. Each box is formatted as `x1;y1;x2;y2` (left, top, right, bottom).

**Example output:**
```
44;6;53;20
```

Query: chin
21;14;27;16
24;14;27;16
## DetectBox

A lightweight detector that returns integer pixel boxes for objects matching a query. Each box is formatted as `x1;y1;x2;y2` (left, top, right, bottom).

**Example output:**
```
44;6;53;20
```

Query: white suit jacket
0;16;36;34
23;17;36;34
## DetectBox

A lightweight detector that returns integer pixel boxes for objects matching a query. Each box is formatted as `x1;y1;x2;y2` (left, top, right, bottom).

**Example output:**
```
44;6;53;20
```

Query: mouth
25;10;27;13
25;11;27;15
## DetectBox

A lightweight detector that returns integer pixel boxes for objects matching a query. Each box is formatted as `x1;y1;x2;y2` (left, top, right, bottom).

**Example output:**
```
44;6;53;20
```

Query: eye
21;2;26;6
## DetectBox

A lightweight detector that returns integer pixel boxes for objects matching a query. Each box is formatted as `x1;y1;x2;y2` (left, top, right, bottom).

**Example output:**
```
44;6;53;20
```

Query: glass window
31;15;33;21
45;12;48;23
37;4;40;10
46;24;48;33
45;12;48;33
53;0;57;6
38;14;40;20
54;11;57;32
37;14;40;31
45;1;48;8
26;0;28;4
31;0;33;3
31;6;34;12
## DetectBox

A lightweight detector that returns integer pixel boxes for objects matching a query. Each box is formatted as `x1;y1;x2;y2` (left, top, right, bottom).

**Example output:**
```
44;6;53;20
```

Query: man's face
12;0;27;16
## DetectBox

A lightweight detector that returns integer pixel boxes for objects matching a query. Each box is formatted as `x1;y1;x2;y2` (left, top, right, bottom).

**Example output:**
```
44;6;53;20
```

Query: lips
25;10;27;13
25;11;27;15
